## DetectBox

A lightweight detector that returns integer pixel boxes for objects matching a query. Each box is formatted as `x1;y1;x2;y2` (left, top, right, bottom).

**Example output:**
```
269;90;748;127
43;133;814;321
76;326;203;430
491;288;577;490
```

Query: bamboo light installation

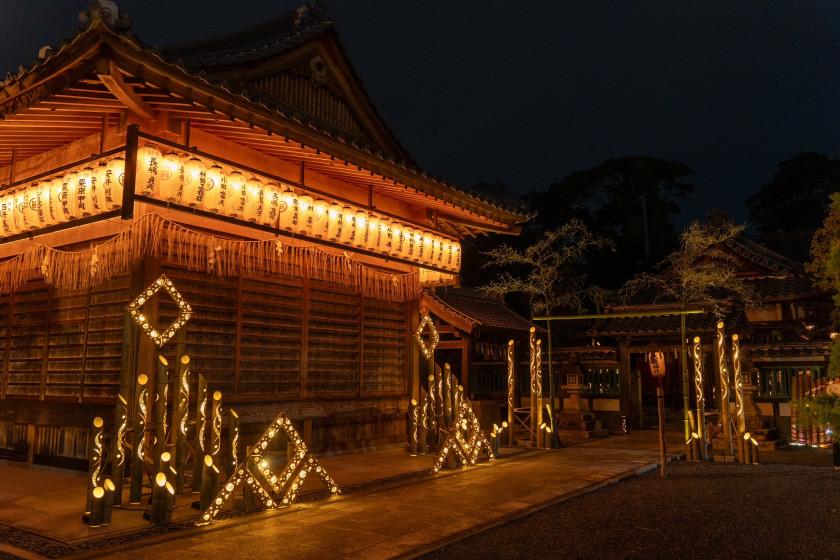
210;391;223;463
198;412;340;526
85;416;104;516
427;374;438;449
506;339;515;447
111;394;128;506
529;327;537;444
433;398;495;473
444;363;453;427
692;337;706;460
200;454;220;511
731;334;746;462
173;355;190;493
409;399;419;456
102;478;115;526
130;374;149;504
154;355;169;470
791;373;800;445
193;374;208;491
89;487;105;528
418;389;428;454
535;338;544;448
715;321;733;456
229;409;240;477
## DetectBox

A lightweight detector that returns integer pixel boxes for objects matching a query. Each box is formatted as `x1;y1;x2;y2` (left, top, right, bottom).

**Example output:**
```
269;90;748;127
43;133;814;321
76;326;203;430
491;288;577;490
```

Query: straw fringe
0;214;422;302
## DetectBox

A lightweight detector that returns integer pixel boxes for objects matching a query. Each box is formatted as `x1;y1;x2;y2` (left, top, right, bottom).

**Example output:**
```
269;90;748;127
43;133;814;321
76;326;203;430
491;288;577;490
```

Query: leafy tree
479;219;613;317
808;192;840;377
531;156;693;287
748;152;840;234
621;220;758;317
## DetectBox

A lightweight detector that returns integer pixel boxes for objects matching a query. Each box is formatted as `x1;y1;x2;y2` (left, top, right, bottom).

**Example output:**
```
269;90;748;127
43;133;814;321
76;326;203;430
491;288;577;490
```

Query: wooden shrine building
0;1;525;466
561;236;831;436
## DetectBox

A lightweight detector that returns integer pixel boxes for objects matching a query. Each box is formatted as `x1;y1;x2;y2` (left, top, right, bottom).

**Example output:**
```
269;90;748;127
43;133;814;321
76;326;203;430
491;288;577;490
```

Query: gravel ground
422;452;840;560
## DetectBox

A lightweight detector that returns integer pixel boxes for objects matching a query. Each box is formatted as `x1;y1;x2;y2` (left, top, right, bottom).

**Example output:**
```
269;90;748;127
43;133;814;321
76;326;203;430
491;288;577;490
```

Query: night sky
2;0;840;223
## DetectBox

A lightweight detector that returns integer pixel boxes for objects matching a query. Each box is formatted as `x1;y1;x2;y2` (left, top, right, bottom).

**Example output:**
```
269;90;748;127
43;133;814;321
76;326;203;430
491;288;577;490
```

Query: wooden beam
97;60;154;121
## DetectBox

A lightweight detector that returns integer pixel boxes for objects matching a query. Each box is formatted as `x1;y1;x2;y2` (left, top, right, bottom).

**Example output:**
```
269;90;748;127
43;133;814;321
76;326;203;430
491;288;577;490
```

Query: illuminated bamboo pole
529;327;537;444
434;365;444;445
807;370;816;446
409;399;419;456
687;409;700;460
173;355;190;493
154;355;169;470
791;373;799;444
111;394;128;506
715;321;733;456
129;374;149;504
209;391;223;465
85;416;105;515
89;486;105;527
506;340;515;447
427;373;438;450
200;454;220;511
102;478;115;526
535;338;544;448
444;363;453;428
418;389;428;454
229;408;240;476
692;337;706;460
192;374;207;492
731;334;746;462
150;472;168;524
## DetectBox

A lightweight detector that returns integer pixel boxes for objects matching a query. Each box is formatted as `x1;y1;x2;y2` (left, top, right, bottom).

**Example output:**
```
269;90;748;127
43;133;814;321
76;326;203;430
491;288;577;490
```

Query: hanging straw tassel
0;213;423;302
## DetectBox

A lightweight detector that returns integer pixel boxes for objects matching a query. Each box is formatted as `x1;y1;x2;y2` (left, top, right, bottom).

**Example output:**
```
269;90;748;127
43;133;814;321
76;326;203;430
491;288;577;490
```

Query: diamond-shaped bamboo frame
197;411;340;525
414;313;439;360
127;274;193;348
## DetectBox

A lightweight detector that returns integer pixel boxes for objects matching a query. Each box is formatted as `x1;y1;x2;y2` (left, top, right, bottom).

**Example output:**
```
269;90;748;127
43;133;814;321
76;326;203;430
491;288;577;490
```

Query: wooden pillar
618;338;633;420
460;334;471;395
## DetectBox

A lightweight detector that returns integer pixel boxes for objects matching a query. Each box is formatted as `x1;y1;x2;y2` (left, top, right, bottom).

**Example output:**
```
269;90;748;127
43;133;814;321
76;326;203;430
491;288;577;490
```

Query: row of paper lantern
136;144;461;271
0;157;125;237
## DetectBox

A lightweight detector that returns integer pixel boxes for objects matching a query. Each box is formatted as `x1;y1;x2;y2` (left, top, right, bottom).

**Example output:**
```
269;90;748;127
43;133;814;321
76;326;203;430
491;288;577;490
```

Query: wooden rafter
96;59;153;120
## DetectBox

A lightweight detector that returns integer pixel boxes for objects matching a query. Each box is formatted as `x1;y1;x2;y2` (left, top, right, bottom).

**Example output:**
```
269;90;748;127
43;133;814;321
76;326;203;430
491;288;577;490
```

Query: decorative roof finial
78;0;132;32
295;0;327;26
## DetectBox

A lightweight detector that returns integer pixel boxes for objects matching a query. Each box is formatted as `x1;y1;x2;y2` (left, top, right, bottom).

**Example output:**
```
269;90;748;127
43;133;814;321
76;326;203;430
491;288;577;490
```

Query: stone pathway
76;432;680;560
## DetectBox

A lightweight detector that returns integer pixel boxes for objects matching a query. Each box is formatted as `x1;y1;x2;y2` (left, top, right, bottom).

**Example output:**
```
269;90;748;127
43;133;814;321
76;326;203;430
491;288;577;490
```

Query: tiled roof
748;342;831;361
748;275;819;301
725;236;803;275
592;312;721;337
429;289;534;333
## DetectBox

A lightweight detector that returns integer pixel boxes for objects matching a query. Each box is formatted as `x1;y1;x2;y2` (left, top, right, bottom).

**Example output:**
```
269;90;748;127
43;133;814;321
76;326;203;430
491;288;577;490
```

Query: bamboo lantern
150;472;168;525
353;210;368;247
137;144;162;197
89;486;105;527
85;416;105;515
529;327;537;442
204;164;225;213
224;170;246;217
173;355;190;493
715;321;733;455
418;389;428;454
262;183;282;226
409;398;419;456
278;187;297;231
210;391;223;461
242;177;261;221
182;157;206;207
154;355;169;469
199;454;219;511
731;334;746;461
192;374;208;492
297;194;314;234
536;338;544;447
102;478;115;525
312;199;328;238
507;339;515;446
229;408;240;476
111;394;128;506
692;337;705;458
129;373;149;504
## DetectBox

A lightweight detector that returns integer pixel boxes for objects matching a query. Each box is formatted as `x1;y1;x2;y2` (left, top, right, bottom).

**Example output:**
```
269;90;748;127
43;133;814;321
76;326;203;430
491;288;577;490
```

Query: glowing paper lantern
224;171;245;217
242;178;262;222
25;184;47;227
365;215;379;251
204;165;225;213
159;153;184;203
261;183;281;226
400;226;414;259
278;187;297;231
0;196;15;236
182;158;206;207
353;211;367;248
75;167;95;217
104;157;125;210
37;182;58;226
312;200;327;238
297;195;313;234
13;190;30;231
137;144;162;197
339;205;354;245
52;177;71;222
453;243;461;269
326;202;341;240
